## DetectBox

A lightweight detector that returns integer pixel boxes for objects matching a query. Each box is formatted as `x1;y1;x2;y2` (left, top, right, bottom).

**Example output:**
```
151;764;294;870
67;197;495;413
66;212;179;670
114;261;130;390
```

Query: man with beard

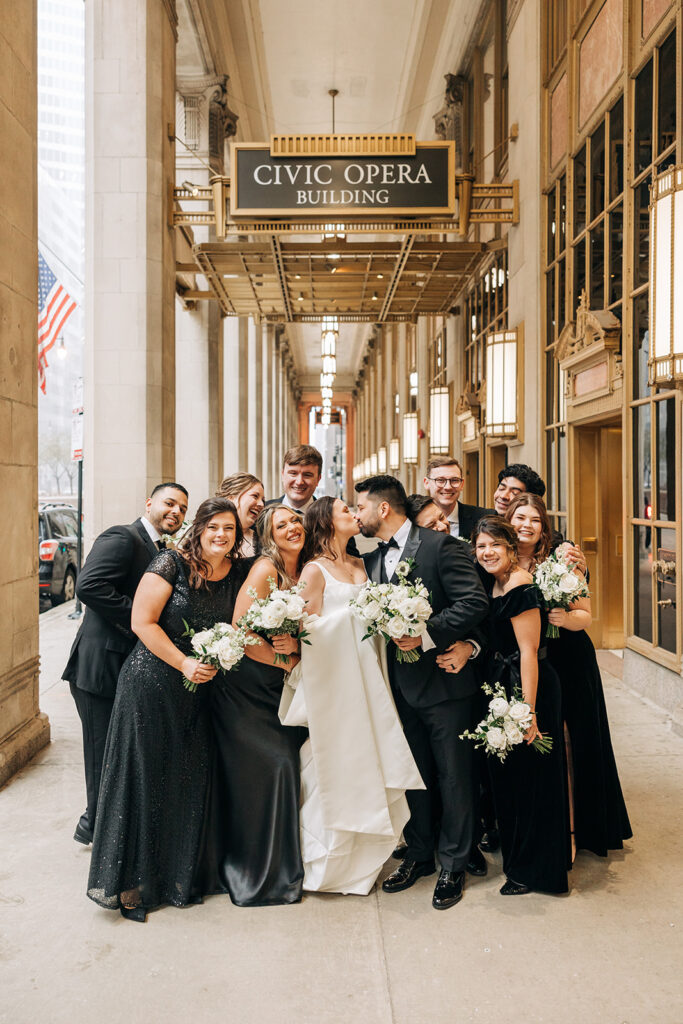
63;482;189;845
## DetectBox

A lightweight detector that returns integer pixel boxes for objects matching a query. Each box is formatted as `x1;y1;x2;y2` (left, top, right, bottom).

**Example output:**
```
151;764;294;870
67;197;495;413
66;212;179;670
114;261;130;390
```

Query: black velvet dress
547;628;632;856
208;581;305;907
87;549;244;914
486;585;571;894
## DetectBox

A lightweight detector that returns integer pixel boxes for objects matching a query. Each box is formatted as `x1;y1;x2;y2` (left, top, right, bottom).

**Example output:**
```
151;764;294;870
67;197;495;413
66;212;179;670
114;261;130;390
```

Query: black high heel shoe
500;878;531;896
120;904;147;922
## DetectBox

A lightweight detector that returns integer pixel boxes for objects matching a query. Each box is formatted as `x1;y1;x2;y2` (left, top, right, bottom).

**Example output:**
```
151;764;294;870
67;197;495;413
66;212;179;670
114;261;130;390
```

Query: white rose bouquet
350;558;433;664
533;543;590;638
237;579;311;666
460;682;553;762
181;619;257;692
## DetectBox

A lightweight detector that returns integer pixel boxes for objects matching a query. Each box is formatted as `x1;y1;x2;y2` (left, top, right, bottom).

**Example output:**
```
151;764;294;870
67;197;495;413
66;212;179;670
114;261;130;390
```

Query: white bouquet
350;557;433;664
533;542;590;638
460;682;553;762
238;579;311;666
161;519;192;548
181;619;257;692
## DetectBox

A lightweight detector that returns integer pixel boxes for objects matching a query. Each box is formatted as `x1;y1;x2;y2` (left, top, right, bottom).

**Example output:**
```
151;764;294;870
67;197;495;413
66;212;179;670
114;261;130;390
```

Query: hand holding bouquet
350;559;433;664
533;542;590;638
460;682;553;762
181;619;257;692
237;580;311;666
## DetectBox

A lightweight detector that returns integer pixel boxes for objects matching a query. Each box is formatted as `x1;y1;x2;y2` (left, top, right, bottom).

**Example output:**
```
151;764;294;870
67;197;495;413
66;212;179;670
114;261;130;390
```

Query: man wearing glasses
423;456;490;541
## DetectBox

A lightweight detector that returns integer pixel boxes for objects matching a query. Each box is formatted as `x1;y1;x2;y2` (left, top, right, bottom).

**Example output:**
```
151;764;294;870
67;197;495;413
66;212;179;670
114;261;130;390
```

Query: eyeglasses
428;476;463;489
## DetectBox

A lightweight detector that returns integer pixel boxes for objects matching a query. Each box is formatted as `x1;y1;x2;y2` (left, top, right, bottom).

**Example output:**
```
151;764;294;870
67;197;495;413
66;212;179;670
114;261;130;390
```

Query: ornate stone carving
433;74;465;172
176;74;239;174
556;291;623;416
555;290;621;361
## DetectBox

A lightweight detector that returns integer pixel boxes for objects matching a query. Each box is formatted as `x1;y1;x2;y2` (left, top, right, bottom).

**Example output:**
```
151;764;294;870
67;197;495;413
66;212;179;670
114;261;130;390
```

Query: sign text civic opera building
230;141;455;216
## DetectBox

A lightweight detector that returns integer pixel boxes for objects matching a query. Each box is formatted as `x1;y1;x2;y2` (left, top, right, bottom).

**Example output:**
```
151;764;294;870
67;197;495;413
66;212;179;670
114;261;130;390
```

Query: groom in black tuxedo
62;482;189;845
355;475;489;910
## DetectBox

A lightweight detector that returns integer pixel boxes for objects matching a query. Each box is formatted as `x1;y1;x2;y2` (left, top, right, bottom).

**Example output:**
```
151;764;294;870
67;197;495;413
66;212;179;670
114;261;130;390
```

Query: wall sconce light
389;437;400;470
429;386;450;453
649;165;683;383
402;412;418;463
485;329;518;436
377;446;387;473
370;452;378;474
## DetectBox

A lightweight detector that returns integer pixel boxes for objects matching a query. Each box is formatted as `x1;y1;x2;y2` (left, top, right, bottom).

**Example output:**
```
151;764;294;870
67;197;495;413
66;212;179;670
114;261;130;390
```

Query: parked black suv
39;503;80;609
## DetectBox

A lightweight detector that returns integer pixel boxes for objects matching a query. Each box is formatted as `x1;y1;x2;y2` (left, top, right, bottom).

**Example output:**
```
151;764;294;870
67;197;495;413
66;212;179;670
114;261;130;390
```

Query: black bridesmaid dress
209;625;305;907
87;549;244;915
486;584;571;894
547;628;632;856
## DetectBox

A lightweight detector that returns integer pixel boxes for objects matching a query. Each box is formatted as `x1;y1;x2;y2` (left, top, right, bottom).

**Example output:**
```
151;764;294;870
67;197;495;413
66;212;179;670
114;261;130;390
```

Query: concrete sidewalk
1;603;682;1024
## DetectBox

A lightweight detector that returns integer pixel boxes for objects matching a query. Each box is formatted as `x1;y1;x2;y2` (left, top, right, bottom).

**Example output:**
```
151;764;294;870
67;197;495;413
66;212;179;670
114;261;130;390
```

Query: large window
629;29;679;658
544;174;568;535
464;251;508;394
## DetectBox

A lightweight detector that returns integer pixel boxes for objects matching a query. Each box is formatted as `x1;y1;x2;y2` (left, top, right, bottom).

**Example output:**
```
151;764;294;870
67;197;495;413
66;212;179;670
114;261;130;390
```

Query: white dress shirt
447;505;460;537
141;516;162;546
282;493;315;513
384;517;479;660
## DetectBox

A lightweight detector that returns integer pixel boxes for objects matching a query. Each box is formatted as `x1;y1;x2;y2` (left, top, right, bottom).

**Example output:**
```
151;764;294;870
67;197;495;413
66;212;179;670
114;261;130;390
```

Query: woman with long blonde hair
216;472;265;556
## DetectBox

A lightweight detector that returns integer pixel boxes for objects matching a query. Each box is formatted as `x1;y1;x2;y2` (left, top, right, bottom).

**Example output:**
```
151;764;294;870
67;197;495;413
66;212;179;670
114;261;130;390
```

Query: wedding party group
63;445;632;922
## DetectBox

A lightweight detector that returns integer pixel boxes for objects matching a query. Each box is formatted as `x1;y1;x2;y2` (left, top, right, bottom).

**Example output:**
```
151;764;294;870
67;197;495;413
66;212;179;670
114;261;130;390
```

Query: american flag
38;251;76;395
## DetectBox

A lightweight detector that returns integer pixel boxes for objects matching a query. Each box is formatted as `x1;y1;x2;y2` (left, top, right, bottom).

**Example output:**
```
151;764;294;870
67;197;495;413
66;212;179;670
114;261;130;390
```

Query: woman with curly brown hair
87;497;248;922
504;494;632;859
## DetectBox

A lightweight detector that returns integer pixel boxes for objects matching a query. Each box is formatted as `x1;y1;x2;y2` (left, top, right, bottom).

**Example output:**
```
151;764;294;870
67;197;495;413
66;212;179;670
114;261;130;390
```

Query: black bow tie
377;537;399;555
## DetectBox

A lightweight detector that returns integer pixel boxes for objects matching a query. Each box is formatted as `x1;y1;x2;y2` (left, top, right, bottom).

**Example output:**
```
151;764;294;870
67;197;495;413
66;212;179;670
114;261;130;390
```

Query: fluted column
397;324;409;488
417;318;430;481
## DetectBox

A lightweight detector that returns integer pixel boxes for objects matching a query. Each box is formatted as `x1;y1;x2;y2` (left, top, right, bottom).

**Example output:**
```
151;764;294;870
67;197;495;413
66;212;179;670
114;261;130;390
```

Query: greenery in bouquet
533;542;590;638
350;558;433;664
460;681;553;761
238;579;311;665
160;519;193;548
180;619;257;692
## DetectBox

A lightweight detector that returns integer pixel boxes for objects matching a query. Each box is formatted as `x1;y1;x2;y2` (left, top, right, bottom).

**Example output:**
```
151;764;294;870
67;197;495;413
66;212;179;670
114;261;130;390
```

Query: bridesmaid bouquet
350;559;433;664
533;543;590;638
460;682;553;762
181;620;256;692
238;580;311;665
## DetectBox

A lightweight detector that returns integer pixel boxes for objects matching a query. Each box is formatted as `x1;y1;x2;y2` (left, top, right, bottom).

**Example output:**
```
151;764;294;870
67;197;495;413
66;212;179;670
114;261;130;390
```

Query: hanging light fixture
389;437;400;470
321;412;331;426
322;396;332;409
378;446;387;473
429;386;450;453
321;330;337;357
320;372;334;388
321;386;333;400
322;354;336;376
485;329;518;436
402;412;418;464
649;164;683;382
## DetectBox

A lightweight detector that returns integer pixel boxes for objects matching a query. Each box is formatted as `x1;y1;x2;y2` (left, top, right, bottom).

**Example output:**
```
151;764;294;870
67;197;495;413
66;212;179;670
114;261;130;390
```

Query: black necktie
378;537;398;583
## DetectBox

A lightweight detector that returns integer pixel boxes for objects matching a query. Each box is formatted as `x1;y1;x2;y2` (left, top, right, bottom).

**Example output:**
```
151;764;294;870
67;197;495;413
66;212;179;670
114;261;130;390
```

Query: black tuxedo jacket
363;524;489;709
62;518;159;698
456;501;492;542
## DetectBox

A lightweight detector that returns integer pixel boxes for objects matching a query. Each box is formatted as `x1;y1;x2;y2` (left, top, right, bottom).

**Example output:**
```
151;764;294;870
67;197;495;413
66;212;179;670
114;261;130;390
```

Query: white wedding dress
279;561;424;895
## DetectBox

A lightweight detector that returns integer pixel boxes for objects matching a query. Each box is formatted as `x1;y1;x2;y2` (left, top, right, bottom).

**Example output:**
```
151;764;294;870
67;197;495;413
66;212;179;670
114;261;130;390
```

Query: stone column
247;319;262;475
417;317;430;480
222;316;248;475
85;0;177;542
396;324;409;488
261;324;273;493
0;4;51;785
384;326;394;456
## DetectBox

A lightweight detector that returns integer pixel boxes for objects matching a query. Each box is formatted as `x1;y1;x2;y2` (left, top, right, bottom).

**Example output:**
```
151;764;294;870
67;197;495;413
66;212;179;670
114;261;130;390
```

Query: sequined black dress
486;584;571;894
87;549;245;913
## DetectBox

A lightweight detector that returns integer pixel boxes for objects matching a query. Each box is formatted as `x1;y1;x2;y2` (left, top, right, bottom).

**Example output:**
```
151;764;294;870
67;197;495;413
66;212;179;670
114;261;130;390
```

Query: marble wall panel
642;0;671;39
550;73;568;170
579;0;623;127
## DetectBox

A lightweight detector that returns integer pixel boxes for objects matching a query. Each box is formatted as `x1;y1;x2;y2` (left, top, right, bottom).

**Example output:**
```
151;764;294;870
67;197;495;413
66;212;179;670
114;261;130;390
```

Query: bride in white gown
279;497;424;896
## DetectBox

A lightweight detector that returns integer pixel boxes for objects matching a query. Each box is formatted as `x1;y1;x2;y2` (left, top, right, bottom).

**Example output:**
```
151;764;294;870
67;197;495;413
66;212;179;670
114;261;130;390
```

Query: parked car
39;503;80;608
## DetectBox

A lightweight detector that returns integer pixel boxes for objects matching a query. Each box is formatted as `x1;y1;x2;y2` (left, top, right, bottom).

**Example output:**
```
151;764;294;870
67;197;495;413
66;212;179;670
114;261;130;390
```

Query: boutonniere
160;519;193;549
395;557;416;579
455;536;472;545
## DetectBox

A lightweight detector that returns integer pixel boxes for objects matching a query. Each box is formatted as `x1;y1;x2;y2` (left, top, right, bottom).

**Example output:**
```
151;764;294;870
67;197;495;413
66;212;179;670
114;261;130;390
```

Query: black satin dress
486;585;571;894
87;549;245;914
547;628;632;856
208;597;305;907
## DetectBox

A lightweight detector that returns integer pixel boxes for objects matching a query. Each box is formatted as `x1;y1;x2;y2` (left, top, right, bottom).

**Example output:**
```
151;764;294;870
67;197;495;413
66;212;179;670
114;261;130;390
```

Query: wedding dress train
279;562;424;895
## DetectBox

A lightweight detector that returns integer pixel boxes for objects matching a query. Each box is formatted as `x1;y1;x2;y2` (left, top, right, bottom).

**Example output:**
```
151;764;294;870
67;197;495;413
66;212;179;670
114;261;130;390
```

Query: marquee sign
230;141;455;217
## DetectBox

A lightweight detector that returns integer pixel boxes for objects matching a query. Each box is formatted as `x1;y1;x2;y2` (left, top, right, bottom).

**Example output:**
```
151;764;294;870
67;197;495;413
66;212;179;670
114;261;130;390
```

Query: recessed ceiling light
297;292;304;301
295;273;301;280
372;292;378;301
377;273;383;279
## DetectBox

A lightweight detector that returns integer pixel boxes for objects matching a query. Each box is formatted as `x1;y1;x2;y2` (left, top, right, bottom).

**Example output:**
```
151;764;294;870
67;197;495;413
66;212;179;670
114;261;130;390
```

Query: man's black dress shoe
500;878;531;896
391;842;408;860
479;827;500;853
382;858;436;893
466;845;488;877
432;869;465;910
73;822;93;846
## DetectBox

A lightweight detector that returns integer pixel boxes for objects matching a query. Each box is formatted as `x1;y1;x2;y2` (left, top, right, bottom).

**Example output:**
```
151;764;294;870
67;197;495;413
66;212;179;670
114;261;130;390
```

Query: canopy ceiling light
485;329;518;436
649;165;683;383
322;354;337;376
378;446;387;473
402;412;418;464
429;386;450;454
389;437;400;470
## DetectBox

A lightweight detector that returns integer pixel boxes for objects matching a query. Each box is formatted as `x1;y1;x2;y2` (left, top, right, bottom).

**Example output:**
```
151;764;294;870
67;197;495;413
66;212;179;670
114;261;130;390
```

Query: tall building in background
37;0;85;496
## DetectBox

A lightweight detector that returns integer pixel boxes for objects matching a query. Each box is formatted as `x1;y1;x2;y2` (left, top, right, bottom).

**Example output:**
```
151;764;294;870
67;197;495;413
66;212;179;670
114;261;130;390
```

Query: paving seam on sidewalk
372;885;397;1024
